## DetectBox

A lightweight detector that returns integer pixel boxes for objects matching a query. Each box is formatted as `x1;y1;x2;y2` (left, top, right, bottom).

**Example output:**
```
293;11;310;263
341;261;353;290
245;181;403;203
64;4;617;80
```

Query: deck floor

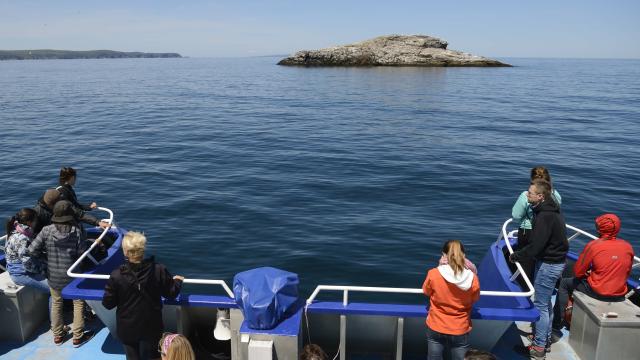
0;321;124;360
492;321;579;360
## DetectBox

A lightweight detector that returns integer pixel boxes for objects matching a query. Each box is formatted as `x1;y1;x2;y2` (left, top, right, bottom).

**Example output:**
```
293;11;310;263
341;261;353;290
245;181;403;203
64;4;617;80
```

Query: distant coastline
0;49;182;60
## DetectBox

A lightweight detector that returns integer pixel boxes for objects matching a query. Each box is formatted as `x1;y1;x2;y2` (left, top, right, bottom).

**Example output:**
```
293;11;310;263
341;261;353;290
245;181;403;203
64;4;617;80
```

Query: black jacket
57;184;92;211
513;198;568;263
102;258;182;343
33;190;100;235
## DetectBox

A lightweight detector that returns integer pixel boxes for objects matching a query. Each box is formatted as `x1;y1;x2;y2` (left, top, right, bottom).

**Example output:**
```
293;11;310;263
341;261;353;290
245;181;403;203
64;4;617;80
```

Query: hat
51;200;75;223
595;213;621;238
43;189;61;209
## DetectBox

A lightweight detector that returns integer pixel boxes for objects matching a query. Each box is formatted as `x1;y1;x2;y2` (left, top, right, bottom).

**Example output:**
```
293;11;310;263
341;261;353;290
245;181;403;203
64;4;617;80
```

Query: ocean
1;57;639;298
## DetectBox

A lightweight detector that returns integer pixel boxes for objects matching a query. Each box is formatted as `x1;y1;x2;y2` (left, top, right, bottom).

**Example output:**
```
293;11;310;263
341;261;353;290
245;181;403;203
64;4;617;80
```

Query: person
552;213;634;332
32;188;62;235
57;166;98;211
4;208;49;293
511;166;562;289
158;333;195;360
423;240;481;360
27;200;95;347
102;231;184;360
509;179;568;358
300;344;328;360
33;186;109;235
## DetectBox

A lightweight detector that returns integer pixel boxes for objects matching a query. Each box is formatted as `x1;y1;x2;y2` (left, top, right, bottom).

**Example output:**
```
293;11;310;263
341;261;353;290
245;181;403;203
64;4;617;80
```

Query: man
509;179;568;358
552;213;634;332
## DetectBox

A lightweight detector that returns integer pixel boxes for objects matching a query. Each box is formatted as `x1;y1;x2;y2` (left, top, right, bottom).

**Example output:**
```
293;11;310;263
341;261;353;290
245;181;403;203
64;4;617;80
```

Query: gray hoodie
27;223;87;290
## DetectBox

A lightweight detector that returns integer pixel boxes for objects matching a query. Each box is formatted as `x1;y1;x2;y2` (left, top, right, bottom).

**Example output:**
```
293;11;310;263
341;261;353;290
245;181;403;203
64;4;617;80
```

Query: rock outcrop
278;35;510;67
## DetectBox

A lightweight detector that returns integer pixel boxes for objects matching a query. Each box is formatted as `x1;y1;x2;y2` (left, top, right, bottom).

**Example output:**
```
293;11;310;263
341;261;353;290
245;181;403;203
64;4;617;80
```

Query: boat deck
0;322;122;360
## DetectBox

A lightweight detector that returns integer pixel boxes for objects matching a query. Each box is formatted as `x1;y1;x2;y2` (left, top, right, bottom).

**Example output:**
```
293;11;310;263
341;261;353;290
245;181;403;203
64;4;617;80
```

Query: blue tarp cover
233;267;299;330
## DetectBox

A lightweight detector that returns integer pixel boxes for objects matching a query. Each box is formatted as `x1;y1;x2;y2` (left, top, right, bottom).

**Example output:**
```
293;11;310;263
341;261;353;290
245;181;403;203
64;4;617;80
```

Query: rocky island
278;35;510;67
0;50;182;60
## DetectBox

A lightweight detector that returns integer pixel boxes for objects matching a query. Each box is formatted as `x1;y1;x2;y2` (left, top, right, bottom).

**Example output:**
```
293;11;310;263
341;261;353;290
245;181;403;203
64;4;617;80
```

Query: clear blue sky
1;0;639;58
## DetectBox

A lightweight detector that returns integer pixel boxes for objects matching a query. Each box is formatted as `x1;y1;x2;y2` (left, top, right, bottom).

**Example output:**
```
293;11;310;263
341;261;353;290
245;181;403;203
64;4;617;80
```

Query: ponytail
442;240;466;276
5;208;36;238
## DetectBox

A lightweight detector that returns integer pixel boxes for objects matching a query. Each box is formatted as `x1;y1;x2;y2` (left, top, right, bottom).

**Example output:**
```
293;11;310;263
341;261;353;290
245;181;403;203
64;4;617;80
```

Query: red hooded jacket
574;214;635;297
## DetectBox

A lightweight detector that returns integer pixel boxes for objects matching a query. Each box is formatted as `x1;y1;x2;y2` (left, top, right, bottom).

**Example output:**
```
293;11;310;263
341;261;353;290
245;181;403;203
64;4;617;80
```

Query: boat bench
569;291;640;360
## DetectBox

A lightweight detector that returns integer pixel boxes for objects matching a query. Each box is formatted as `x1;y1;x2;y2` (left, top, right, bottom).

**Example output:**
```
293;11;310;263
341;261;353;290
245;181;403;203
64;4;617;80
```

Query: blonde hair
442;240;466;276
159;333;195;360
122;231;146;262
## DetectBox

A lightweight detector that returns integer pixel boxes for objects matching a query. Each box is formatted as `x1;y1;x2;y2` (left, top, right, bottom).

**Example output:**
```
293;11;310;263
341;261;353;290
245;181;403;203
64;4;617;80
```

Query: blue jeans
7;263;50;294
427;326;469;360
532;261;565;347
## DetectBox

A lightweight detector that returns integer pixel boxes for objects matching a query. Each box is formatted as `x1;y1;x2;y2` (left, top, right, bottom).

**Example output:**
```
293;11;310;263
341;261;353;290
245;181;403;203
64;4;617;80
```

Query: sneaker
525;334;551;353
53;334;66;346
522;344;546;359
516;343;547;358
72;330;95;348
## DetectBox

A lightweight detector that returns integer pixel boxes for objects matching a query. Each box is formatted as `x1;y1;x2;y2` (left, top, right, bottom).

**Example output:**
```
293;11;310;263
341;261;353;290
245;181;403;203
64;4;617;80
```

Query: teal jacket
512;189;562;230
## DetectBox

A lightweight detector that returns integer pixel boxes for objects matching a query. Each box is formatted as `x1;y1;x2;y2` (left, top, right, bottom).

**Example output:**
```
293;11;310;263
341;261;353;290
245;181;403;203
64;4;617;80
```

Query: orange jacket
422;267;480;335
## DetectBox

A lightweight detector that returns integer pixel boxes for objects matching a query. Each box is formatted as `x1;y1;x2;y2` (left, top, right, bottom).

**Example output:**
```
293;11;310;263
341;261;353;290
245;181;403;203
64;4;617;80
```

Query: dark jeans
123;339;160;360
552;277;625;330
427;326;470;360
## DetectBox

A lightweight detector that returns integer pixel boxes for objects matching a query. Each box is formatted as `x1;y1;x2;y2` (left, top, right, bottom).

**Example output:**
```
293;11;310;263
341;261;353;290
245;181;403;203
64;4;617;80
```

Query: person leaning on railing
32;167;110;235
552;213;635;334
510;166;561;289
102;231;184;360
423;240;481;360
509;179;568;358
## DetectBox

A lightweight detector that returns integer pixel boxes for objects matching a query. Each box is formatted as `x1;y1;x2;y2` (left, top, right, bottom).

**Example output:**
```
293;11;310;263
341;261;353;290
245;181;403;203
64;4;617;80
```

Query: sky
1;0;639;59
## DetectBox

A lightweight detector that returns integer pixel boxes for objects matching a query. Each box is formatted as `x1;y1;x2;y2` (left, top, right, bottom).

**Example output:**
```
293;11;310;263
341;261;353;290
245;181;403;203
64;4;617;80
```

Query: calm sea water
1;57;639;298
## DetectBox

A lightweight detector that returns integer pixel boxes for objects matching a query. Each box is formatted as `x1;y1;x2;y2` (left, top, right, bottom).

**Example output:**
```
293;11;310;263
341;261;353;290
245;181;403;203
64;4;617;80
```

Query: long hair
442;239;466;276
159;333;195;360
6;208;36;238
59;166;77;186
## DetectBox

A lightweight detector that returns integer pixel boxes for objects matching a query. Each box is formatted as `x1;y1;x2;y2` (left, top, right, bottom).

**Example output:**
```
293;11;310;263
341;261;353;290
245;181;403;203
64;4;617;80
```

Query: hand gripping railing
65;208;234;298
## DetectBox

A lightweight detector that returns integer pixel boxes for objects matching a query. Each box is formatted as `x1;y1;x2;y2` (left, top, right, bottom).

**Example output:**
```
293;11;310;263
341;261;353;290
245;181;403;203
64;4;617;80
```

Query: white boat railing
306;219;640;307
306;218;535;307
65;207;235;298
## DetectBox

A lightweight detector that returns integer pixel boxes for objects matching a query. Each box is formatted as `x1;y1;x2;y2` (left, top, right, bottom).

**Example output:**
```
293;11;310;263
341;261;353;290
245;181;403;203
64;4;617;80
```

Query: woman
511;166;561;287
4;208;48;293
158;333;195;360
32;167;109;235
423;240;480;360
102;231;184;360
57;166;98;211
27;200;94;347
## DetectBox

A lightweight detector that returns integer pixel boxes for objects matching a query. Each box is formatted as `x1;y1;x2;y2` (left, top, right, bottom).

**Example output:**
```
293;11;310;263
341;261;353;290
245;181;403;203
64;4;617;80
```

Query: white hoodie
437;264;475;291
